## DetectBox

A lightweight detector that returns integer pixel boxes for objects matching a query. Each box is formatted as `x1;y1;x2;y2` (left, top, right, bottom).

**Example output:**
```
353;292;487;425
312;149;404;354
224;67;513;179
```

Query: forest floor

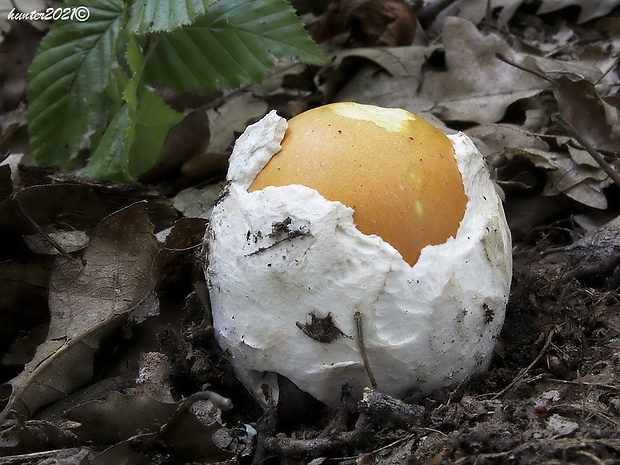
1;0;620;464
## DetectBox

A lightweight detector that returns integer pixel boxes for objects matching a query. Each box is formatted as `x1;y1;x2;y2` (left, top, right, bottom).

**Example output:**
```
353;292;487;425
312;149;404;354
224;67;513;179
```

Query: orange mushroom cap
249;103;468;266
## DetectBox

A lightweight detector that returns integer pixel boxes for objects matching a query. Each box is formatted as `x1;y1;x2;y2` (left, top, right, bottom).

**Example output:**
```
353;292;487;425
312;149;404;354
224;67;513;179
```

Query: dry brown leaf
420;17;548;123
420;17;601;123
0;203;160;422
466;124;612;208
333;64;434;112
466;123;549;160
0;179;177;235
206;93;268;153
23;230;89;255
172;186;221;219
552;76;620;153
537;0;620;24
68;392;233;460
0;184;94;236
330;45;433;78
69;392;178;443
314;0;416;46
0;418;81;456
330;45;437;112
433;0;526;27
466;123;550;196
517;146;612;209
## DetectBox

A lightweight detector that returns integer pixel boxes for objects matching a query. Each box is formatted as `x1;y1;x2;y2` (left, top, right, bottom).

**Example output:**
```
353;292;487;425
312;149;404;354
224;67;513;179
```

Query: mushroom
205;102;512;407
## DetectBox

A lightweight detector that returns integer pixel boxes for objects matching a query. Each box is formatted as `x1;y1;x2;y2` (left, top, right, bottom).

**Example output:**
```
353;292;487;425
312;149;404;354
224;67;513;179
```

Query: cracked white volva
205;110;512;407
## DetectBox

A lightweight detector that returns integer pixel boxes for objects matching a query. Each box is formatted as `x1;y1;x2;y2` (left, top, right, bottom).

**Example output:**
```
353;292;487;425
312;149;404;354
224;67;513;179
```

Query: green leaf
26;0;126;170
86;38;183;181
124;34;146;111
129;90;184;177
105;67;130;116
122;36;183;179
83;36;182;182
143;0;324;93
81;103;135;181
127;0;214;34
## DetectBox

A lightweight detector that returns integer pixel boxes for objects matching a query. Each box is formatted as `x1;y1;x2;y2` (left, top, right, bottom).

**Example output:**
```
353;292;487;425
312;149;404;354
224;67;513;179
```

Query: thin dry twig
551;112;620;189
354;311;378;390
263;414;370;458
359;388;424;428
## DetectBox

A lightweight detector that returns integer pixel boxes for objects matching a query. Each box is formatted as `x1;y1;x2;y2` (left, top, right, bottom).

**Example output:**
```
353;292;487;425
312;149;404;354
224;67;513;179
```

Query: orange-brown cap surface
249;103;467;266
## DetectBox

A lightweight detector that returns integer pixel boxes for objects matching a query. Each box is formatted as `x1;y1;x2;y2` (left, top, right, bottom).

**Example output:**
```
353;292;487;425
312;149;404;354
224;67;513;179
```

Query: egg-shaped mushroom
205;103;512;407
